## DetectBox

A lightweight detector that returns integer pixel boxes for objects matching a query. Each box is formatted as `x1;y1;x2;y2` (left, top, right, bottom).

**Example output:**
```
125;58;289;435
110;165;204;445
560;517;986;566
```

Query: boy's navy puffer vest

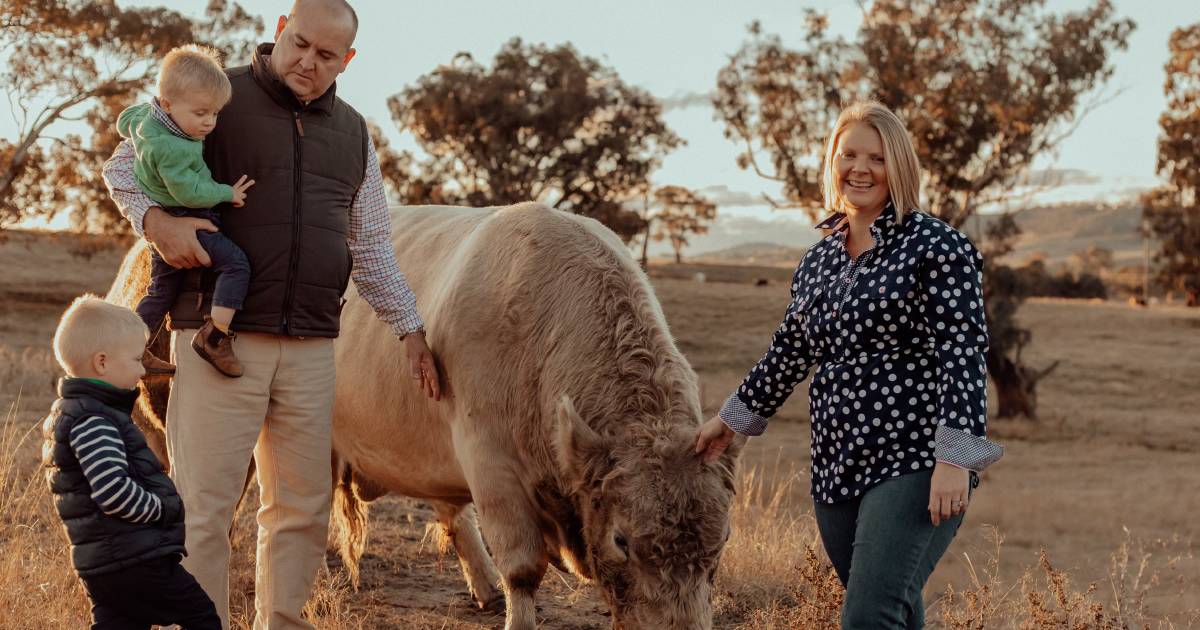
42;378;185;576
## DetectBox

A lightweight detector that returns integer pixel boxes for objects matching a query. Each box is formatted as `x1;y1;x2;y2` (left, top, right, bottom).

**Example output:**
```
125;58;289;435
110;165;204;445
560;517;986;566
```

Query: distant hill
688;203;1145;270
693;241;807;267
972;202;1143;268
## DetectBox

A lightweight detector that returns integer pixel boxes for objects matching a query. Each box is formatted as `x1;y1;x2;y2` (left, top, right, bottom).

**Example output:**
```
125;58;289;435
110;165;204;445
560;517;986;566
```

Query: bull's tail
332;458;370;587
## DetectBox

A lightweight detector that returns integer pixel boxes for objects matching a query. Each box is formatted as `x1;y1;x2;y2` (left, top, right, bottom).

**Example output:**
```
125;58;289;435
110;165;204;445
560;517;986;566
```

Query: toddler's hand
231;174;255;207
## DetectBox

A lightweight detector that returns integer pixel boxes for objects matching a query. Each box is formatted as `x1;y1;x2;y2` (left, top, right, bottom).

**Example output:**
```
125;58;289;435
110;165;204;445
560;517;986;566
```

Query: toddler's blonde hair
157;44;231;105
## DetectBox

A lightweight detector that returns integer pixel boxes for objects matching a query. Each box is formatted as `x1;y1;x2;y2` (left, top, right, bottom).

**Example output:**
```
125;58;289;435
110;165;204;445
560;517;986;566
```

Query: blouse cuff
933;424;1004;472
718;394;769;437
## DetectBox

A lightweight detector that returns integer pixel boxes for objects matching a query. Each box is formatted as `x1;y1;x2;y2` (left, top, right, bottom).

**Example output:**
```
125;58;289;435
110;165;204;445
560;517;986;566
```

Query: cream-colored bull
111;203;740;630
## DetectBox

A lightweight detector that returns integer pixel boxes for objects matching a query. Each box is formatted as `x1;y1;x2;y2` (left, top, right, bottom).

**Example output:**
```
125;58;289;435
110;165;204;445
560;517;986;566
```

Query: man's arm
101;140;156;237
350;136;441;400
68;416;172;524
101;140;216;268
348;135;425;338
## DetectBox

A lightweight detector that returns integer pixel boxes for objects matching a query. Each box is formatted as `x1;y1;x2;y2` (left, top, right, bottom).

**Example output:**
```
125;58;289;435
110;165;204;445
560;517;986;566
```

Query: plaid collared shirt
103;107;425;338
149;97;186;138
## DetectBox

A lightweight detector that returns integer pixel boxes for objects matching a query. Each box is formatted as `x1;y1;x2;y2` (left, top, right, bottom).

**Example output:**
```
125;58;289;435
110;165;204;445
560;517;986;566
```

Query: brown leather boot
191;317;243;378
141;347;175;377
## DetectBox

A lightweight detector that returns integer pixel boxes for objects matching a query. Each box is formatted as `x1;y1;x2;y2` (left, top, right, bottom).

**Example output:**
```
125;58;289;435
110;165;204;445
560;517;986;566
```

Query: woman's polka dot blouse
719;207;1003;504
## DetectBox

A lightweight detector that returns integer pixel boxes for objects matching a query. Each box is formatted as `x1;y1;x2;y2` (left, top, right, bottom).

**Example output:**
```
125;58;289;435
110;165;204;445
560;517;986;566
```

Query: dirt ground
1;232;1196;628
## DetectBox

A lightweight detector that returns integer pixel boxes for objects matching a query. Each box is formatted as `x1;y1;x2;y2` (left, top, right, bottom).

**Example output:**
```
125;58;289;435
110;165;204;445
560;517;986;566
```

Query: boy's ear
274;15;288;41
342;48;356;66
158;96;171;112
91;351;108;376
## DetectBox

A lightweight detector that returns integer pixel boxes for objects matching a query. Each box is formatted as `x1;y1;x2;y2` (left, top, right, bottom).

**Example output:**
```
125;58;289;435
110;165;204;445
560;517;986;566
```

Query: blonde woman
695;101;1002;629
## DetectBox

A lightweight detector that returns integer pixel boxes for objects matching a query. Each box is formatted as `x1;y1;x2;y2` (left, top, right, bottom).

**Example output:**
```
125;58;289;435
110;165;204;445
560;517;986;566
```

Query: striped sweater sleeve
68;416;163;523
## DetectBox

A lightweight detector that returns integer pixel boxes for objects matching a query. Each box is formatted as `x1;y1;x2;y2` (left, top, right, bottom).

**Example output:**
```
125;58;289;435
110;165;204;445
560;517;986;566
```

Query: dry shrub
715;462;844;628
938;526;1014;629
938;526;1198;630
0;407;91;629
1021;549;1138;629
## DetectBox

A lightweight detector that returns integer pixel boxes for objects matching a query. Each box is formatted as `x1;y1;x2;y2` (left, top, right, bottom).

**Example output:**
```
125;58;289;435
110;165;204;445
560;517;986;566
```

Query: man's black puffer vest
42;378;186;576
168;42;369;337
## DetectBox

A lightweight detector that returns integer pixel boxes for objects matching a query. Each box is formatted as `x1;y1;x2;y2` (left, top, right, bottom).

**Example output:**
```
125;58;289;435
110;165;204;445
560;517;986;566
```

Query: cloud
1021;168;1102;187
659;90;714;112
695;184;771;207
643;214;821;257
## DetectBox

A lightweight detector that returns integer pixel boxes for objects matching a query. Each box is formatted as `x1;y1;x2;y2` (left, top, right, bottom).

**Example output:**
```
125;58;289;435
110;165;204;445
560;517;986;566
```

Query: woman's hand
694;415;735;464
929;461;970;526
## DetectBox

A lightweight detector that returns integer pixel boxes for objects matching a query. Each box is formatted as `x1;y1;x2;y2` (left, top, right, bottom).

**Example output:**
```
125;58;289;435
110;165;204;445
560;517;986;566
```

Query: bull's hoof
479;591;506;614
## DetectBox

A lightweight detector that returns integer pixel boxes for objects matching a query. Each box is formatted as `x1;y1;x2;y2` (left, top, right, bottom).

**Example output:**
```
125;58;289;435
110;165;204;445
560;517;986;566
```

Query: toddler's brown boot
141;347;175;377
191;317;243;378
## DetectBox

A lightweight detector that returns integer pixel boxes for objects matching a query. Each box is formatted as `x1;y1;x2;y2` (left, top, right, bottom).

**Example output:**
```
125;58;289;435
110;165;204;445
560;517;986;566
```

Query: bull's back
332;204;581;501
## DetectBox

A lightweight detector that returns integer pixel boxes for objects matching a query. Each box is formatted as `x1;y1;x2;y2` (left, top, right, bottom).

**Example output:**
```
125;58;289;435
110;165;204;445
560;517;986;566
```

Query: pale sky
7;0;1193;250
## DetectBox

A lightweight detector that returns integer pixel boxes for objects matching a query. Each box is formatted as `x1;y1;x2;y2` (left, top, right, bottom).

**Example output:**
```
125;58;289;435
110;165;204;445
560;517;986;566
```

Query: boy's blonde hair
157;44;231;104
53;295;148;376
821;100;923;225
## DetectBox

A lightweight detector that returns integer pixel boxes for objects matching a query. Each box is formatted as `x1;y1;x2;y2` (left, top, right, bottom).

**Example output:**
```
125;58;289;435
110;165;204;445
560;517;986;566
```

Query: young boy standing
43;295;219;629
118;44;255;378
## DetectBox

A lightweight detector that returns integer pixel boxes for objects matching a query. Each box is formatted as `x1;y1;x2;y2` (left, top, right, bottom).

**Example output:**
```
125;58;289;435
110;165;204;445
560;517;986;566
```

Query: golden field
0;229;1196;629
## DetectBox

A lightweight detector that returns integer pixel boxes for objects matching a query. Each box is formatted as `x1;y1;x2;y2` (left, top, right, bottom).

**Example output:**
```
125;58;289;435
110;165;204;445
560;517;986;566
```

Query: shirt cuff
718;393;769;437
390;310;426;339
933;424;1004;472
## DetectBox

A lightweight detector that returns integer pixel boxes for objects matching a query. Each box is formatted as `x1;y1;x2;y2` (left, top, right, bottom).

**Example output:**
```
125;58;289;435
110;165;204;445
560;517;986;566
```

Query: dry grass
1;395;1196;628
1;233;1198;628
712;460;844;629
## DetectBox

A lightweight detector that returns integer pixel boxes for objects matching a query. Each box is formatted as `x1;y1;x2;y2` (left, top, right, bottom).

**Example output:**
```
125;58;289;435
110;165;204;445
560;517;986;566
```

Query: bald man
102;2;441;627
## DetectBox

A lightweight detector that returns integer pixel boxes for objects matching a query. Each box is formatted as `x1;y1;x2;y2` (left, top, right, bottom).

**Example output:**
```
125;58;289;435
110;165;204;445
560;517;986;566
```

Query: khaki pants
166;330;335;630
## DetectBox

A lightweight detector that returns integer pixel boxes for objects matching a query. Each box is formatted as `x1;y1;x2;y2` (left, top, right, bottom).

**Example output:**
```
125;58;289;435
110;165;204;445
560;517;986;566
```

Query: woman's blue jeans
813;470;966;630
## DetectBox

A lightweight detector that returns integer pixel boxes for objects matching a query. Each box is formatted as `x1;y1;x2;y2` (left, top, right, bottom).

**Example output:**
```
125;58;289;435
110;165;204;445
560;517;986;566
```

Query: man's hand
231;175;255;208
929;461;971;526
404;331;442;401
694;415;735;464
143;206;217;268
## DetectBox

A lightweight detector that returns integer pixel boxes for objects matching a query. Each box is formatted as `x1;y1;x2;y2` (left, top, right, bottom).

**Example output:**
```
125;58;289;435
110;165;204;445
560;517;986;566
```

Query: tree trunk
640;222;651;269
674;247;682;264
639;190;652;269
987;349;1035;418
986;345;1059;419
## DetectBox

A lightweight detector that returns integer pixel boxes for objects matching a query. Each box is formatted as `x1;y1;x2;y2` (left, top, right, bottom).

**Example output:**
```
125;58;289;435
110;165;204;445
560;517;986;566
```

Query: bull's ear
554;396;608;486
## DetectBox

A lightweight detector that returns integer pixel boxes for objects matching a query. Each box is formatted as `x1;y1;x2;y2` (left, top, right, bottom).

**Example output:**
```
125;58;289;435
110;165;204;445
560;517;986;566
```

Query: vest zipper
281;111;304;333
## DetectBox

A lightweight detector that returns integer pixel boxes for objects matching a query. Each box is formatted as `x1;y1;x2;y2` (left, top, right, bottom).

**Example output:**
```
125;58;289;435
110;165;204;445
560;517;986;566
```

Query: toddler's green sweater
116;102;233;208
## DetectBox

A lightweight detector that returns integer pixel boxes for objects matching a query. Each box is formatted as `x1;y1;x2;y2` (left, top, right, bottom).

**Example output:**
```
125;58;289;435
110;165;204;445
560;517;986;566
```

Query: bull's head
554;397;741;630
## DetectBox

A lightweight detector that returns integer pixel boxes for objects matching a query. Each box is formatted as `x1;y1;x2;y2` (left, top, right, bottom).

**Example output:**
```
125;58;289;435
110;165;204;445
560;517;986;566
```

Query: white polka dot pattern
718;209;1000;503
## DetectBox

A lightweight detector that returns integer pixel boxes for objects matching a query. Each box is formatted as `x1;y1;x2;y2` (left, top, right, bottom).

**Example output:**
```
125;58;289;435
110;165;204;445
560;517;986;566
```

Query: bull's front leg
453;428;548;630
430;500;504;612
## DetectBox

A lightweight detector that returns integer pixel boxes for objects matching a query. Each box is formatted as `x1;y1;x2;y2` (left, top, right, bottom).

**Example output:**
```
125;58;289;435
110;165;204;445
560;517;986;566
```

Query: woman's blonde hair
53;294;148;376
820;101;922;224
157;44;231;104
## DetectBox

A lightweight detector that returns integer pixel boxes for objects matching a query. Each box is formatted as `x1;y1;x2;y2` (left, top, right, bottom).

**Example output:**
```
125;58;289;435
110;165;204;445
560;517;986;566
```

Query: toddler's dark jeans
136;208;249;335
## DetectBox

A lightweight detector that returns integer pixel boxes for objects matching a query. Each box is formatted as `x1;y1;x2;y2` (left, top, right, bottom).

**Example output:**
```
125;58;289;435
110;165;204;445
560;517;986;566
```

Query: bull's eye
613;533;628;555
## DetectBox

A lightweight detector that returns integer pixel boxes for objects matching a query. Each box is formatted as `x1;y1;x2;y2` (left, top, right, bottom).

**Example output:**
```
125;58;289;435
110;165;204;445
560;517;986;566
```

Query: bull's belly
332;412;473;503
